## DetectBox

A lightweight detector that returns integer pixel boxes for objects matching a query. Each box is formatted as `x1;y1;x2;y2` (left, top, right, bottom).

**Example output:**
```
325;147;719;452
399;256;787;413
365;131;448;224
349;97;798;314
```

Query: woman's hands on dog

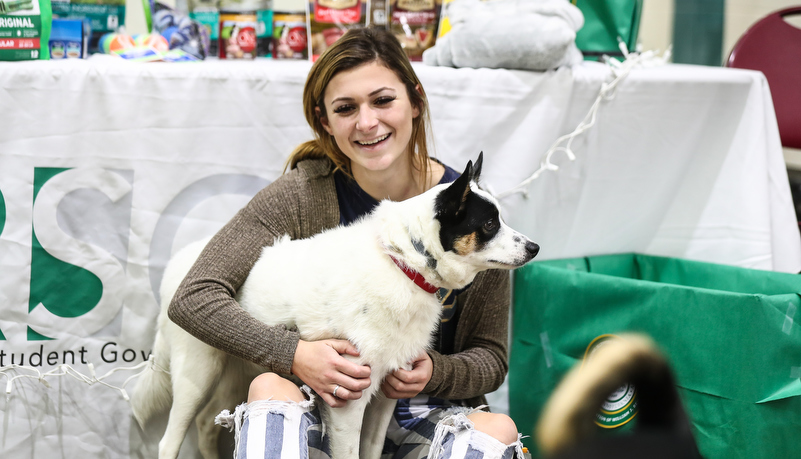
382;351;433;399
292;339;372;408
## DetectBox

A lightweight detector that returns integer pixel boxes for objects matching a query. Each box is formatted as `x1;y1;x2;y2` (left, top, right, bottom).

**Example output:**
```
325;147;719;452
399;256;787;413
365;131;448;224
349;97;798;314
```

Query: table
0;56;798;458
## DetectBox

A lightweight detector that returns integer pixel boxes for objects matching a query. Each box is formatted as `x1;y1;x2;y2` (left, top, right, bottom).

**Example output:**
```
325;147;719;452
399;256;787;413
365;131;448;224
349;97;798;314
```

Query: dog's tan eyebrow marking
453;233;478;256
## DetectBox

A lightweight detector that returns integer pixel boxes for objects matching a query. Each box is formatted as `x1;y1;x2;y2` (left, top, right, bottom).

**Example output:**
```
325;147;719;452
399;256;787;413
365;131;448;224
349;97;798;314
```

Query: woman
168;26;522;459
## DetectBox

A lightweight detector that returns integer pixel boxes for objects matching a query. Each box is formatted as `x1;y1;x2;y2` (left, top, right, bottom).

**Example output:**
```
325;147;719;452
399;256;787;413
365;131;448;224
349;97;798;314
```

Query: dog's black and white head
435;152;539;271
381;152;539;290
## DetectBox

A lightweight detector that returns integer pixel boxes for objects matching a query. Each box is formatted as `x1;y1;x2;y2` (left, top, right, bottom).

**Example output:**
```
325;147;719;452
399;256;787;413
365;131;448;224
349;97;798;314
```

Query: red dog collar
389;256;439;294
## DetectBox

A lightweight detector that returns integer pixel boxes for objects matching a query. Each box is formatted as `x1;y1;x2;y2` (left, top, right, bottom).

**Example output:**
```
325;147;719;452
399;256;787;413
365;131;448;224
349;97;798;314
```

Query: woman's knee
467;412;519;445
247;373;304;403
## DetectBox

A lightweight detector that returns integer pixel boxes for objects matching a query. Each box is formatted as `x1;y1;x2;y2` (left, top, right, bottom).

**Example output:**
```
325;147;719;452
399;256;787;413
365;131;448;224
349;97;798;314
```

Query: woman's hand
381;351;433;399
291;339;372;408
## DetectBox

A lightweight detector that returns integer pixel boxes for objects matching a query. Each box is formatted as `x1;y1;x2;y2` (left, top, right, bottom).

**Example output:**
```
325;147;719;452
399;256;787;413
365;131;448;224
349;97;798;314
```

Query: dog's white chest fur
240;220;443;378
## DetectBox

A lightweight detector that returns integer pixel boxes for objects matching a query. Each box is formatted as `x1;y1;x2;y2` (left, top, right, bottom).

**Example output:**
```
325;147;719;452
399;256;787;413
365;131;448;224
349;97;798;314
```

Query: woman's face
319;61;420;178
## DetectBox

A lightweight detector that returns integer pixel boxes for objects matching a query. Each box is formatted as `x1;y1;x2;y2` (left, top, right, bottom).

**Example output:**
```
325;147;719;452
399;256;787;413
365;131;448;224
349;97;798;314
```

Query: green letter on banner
0;187;5;236
29;168;103;323
27;326;54;341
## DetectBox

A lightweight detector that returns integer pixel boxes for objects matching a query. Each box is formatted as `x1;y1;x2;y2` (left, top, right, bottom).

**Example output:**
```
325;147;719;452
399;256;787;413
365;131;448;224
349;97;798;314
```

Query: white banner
0;154;275;457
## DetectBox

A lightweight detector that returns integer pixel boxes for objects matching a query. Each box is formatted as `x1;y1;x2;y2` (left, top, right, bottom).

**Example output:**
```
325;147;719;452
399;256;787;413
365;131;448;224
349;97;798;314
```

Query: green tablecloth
510;253;801;458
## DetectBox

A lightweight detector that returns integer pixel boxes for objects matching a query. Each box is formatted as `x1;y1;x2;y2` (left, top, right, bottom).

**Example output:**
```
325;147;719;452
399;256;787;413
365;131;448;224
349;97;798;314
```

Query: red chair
727;7;801;149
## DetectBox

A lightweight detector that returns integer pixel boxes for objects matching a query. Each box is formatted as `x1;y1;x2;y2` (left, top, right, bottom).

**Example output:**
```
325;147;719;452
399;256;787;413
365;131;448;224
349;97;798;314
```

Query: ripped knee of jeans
216;385;316;430
215;385;317;459
429;408;524;459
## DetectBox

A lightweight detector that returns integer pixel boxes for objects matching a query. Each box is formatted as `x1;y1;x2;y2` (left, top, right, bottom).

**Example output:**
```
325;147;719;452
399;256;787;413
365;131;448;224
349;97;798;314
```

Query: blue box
49;18;89;59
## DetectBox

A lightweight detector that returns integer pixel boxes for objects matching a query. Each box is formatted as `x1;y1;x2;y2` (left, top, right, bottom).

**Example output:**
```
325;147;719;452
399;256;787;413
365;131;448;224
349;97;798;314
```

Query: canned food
219;11;258;58
272;12;307;59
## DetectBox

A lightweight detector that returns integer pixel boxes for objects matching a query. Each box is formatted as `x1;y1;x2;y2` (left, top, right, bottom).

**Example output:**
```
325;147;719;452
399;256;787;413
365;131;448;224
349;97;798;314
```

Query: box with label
52;0;123;51
49;17;87;58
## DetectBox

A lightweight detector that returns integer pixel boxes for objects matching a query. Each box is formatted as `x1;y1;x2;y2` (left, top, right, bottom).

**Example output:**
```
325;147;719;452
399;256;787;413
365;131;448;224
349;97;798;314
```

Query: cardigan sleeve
422;269;511;404
167;160;338;375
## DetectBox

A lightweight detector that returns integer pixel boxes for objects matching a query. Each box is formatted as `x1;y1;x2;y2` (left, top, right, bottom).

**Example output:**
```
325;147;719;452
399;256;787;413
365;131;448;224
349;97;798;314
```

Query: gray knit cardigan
167;158;512;408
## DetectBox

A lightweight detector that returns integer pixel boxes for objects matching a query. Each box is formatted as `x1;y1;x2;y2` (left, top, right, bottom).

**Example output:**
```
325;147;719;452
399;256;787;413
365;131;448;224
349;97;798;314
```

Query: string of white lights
0;355;166;402
495;44;672;200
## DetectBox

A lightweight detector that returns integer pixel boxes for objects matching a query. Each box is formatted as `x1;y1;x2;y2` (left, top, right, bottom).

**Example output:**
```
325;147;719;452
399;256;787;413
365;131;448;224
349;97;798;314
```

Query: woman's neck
353;163;423;202
351;158;446;202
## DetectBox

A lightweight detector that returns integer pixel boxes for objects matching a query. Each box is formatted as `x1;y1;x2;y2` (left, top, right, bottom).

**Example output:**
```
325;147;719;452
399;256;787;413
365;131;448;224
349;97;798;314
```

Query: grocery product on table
0;0;51;60
308;0;368;60
272;11;306;59
389;0;439;61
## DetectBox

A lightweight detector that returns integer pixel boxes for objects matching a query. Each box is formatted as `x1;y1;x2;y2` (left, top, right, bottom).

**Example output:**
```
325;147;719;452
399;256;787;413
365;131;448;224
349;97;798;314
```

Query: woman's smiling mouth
355;133;390;146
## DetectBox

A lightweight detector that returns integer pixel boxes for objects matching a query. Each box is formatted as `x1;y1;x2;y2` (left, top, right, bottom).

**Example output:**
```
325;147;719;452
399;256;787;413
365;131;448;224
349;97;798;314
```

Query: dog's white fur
132;162;537;459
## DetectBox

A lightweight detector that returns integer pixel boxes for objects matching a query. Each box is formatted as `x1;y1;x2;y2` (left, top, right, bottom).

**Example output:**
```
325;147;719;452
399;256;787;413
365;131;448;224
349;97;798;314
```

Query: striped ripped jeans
216;390;524;459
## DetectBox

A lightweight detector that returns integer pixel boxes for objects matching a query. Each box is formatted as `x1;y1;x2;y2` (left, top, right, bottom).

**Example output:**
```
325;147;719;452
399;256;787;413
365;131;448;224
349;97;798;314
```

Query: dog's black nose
526;241;540;257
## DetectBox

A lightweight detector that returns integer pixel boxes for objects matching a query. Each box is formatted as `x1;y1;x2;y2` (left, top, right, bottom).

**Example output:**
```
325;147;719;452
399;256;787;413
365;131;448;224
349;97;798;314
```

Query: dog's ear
436;159;473;219
472;151;483;182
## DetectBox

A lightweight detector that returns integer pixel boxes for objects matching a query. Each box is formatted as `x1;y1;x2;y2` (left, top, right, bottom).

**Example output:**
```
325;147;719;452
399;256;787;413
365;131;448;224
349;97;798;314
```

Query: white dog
132;153;539;459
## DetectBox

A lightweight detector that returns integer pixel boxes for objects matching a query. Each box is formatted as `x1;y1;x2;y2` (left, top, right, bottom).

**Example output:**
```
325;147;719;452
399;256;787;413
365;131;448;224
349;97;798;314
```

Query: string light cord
0;355;168;402
494;43;672;200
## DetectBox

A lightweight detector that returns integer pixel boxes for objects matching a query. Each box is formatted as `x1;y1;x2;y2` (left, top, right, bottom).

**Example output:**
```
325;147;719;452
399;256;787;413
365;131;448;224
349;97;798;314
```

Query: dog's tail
130;239;211;429
535;333;701;458
130;330;173;429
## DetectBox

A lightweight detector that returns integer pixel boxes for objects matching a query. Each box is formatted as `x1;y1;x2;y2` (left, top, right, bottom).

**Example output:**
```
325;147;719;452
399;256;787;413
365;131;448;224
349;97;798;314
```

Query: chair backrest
727;7;801;149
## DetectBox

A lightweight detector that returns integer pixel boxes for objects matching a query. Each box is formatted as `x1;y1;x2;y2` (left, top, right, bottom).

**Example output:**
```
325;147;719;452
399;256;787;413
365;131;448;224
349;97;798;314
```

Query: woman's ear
316;106;333;135
412;84;423;118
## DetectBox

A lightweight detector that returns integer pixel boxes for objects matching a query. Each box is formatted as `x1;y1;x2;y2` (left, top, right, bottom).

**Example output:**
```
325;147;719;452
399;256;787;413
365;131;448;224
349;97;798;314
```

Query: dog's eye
483;219;498;233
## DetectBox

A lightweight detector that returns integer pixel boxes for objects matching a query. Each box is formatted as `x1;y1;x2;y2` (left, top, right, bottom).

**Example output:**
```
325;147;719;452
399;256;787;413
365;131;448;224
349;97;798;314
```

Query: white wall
724;0;801;58
638;0;801;58
639;0;675;54
638;0;801;169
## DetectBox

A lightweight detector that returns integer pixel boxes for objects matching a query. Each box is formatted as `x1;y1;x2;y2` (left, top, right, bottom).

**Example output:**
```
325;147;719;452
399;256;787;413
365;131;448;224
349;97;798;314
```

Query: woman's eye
374;96;396;106
333;104;355;114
